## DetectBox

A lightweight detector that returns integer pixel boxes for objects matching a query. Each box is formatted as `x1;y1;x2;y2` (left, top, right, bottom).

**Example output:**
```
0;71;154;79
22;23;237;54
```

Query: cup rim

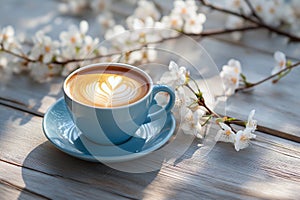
63;62;153;109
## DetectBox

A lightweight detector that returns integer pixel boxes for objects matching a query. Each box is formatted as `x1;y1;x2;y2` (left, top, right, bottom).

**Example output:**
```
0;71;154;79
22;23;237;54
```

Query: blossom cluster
219;51;288;96
157;61;257;151
0;0;207;82
215;110;257;151
104;0;206;64
225;0;300;40
0;21;107;82
58;0;111;16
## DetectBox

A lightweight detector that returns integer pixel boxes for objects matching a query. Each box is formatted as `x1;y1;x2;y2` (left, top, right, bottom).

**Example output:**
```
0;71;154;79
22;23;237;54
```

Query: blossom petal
274;51;286;63
169;60;179;71
80;20;89;34
246;109;257;132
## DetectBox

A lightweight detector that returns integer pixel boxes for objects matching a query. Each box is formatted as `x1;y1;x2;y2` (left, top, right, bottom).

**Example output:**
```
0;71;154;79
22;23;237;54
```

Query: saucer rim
43;97;176;163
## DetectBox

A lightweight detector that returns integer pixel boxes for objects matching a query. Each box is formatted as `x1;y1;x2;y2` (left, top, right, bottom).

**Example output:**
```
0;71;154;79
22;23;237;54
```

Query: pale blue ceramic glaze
63;63;175;145
43;98;176;163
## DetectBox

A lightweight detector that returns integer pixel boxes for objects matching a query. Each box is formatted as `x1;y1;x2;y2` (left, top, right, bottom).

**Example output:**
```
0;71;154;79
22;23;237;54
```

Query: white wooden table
1;1;300;199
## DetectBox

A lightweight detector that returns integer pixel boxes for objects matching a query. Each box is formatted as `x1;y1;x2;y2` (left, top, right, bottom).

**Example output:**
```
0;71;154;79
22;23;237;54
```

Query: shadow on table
0;74;63;125
19;141;160;199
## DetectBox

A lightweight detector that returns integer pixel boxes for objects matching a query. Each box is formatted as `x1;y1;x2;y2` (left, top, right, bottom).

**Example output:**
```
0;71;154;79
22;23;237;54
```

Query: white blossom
181;108;205;139
158;61;187;88
172;0;198;19
183;13;206;34
161;14;184;31
97;12;115;29
60;20;88;47
272;51;286;75
220;59;242;96
127;47;157;64
79;35;100;57
0;26;14;45
105;25;126;40
246;109;257;132
174;87;187;108
0;26;20;52
224;0;296;34
225;0;250;14
263;1;280;26
126;16;162;43
234;128;256;151
59;21;94;60
215;123;236;143
104;25;133;50
133;0;161;21
30;31;60;63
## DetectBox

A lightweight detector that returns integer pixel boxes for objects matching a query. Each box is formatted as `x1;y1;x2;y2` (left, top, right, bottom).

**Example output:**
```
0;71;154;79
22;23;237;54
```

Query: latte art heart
107;75;122;90
66;70;149;108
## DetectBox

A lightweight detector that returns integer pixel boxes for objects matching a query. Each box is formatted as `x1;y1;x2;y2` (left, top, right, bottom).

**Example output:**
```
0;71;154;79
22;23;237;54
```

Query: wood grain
0;160;128;200
0;105;299;199
0;181;46;200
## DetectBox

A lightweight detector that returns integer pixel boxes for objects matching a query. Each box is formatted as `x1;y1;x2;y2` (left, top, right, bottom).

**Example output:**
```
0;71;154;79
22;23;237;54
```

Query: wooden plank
0;74;63;115
200;38;300;138
0;105;300;199
0;181;46;200
0;160;128;200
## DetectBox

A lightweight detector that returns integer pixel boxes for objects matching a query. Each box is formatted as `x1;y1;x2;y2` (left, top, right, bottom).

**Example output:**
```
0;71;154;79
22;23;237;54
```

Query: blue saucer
43;98;176;163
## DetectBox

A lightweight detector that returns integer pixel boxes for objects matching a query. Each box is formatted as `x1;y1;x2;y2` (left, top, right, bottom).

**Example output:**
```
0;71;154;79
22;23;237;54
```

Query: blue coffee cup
63;63;175;145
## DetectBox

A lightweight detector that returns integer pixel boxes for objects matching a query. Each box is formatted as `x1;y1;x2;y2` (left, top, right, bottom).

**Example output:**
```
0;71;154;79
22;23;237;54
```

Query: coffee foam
66;66;149;107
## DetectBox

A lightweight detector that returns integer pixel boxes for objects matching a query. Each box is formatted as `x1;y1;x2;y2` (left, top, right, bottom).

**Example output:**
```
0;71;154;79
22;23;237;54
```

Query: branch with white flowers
0;0;265;82
199;0;300;42
219;52;300;96
157;61;257;151
236;60;300;92
1;0;300;82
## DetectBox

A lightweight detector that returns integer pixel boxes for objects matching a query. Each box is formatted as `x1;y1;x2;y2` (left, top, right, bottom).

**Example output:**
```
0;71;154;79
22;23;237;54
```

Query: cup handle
144;85;175;123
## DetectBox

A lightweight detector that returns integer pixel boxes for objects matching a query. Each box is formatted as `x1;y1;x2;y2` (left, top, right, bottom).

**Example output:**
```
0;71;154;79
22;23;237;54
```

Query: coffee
65;66;149;107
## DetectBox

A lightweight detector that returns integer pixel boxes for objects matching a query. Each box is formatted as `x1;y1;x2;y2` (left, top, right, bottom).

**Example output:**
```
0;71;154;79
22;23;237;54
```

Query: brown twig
1;46;35;63
236;60;300;92
199;0;300;42
244;0;263;23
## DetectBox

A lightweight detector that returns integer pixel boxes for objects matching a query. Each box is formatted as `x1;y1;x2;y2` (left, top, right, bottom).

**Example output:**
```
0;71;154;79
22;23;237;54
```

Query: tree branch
244;0;263;23
235;60;300;92
1;26;261;66
199;0;300;42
